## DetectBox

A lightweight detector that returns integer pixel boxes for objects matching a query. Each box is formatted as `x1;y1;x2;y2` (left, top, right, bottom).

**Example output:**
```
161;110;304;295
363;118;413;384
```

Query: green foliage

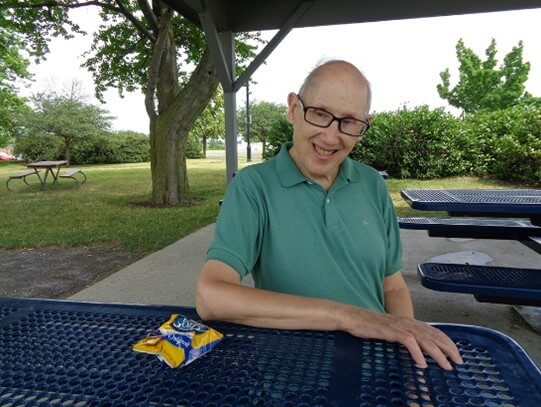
463;104;541;182
71;133;150;164
24;95;112;161
263;116;293;160
238;101;287;155
189;89;224;156
13;135;63;162
0;27;30;145
186;136;204;159
15;132;150;165
438;39;533;113
350;106;468;179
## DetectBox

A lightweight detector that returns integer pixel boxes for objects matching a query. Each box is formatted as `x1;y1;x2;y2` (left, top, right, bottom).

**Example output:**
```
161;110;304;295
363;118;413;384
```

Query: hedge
14;133;150;164
264;104;540;183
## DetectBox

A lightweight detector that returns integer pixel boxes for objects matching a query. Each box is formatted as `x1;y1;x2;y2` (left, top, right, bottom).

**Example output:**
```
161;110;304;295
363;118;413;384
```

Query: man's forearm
384;285;414;317
196;277;351;331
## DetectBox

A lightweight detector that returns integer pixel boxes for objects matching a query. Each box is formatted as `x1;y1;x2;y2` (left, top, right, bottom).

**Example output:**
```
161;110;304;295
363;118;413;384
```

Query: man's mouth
313;143;337;158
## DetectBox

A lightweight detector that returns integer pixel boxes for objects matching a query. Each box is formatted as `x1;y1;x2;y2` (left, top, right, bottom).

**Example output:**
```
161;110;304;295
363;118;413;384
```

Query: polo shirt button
326;198;330;204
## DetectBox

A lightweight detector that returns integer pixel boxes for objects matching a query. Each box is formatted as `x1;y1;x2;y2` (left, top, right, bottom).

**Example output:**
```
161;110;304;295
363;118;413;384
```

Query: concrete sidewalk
70;226;540;367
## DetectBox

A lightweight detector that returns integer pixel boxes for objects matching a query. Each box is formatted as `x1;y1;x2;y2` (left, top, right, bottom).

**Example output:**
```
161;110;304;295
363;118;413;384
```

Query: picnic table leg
30;168;46;190
51;167;62;184
40;169;51;190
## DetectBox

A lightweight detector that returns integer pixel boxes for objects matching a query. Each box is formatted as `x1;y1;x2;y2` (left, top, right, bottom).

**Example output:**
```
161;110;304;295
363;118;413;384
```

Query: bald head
298;60;371;115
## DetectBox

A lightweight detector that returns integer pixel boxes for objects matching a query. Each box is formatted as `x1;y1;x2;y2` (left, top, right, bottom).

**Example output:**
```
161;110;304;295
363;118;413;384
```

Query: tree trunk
202;135;207;158
262;139;267;158
64;138;71;165
148;16;219;205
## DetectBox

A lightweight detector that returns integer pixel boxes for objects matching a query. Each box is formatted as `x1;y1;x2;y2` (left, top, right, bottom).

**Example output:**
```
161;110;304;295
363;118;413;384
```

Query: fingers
404;324;463;370
427;327;464;365
349;311;463;371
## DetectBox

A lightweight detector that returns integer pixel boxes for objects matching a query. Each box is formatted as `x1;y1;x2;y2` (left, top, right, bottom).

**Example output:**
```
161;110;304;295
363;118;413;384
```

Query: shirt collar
275;142;306;187
274;141;361;187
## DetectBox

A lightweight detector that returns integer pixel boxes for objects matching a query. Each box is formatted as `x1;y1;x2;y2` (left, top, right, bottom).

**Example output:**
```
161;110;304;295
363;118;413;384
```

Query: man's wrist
332;303;363;333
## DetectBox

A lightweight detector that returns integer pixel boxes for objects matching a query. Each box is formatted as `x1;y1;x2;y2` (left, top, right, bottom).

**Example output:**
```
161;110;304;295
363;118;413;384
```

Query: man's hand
340;306;463;370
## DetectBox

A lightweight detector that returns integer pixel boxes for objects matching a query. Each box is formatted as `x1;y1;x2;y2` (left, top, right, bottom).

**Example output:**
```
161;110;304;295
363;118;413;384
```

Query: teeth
314;145;334;156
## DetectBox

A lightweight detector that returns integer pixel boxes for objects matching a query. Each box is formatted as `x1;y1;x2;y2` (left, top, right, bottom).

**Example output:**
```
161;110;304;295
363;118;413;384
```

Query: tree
0;26;30;146
1;1;260;205
238;101;287;157
27;94;112;164
437;39;534;113
263;115;293;160
189;89;225;158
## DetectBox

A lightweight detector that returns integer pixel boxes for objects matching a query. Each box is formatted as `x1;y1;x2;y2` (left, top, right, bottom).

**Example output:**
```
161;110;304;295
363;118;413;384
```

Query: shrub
263;116;293;160
13;135;63;162
15;133;150;164
463;104;541;183
186;136;203;159
351;106;468;179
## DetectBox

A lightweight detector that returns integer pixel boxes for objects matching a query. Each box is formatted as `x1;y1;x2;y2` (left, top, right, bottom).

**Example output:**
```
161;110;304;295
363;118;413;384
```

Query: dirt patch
0;244;146;299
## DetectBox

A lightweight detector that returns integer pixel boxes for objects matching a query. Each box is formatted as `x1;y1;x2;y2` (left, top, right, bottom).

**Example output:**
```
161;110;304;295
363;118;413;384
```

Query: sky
21;7;541;134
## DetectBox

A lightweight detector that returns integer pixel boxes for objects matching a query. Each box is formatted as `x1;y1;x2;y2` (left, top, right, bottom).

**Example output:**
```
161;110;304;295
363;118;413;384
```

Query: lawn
0;156;531;252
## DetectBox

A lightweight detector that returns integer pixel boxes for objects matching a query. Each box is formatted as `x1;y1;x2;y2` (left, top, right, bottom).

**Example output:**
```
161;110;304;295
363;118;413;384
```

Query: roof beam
233;1;313;92
197;1;234;91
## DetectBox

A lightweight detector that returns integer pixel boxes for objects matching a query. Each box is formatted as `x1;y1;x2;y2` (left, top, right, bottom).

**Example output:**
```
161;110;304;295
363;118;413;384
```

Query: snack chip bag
133;314;223;368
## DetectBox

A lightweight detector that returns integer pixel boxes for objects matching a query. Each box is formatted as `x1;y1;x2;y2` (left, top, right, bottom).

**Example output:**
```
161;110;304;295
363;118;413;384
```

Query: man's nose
322;119;342;141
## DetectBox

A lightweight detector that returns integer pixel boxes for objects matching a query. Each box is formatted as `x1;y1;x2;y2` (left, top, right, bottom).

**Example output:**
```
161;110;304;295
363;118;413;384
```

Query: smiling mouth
313;143;337;158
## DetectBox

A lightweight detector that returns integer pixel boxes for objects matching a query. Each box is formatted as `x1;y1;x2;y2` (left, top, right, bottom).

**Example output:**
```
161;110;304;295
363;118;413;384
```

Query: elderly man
196;60;463;370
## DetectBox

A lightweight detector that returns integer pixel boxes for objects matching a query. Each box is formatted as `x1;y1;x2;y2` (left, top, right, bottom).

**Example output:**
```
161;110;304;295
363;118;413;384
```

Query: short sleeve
379;182;403;276
206;171;265;279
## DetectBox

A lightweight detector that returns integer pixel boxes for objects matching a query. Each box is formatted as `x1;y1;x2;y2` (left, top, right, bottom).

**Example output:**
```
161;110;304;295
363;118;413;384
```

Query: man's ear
286;92;298;124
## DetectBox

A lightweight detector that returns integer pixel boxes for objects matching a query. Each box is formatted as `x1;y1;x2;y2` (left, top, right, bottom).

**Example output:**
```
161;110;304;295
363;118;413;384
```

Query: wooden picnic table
26;160;68;190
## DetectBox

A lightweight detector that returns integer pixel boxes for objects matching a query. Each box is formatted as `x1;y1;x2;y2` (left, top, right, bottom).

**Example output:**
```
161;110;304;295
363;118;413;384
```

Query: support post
221;31;238;183
246;81;252;162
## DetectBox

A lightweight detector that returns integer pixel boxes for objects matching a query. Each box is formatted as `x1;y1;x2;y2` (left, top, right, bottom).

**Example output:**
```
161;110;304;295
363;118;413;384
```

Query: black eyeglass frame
296;94;370;137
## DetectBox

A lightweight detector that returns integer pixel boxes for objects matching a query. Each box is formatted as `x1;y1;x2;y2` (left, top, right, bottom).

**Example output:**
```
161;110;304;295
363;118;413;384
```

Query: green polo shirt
207;142;403;312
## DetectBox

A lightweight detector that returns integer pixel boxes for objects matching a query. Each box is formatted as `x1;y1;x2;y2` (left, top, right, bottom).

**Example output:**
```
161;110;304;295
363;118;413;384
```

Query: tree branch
114;0;156;42
145;7;173;121
1;1;121;13
137;0;159;32
2;0;156;42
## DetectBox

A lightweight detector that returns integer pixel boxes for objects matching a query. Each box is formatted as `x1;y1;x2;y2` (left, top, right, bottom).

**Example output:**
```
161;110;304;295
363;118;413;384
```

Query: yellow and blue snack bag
133;314;223;368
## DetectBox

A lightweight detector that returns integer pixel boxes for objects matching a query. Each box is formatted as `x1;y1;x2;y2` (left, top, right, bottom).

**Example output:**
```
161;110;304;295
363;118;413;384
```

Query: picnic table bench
59;168;87;185
5;170;41;191
398;216;541;240
418;262;541;306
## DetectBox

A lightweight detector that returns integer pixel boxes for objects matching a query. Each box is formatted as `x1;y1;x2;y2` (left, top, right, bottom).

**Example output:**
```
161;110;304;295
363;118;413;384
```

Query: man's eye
314;109;330;118
342;118;355;126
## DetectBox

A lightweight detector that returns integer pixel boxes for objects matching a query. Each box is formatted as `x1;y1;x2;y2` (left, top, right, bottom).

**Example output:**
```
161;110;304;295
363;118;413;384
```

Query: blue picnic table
399;188;541;306
1;297;540;406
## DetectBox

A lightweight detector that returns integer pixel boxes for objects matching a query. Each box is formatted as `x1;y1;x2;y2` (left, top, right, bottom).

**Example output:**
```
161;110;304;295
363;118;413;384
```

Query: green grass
0;159;531;252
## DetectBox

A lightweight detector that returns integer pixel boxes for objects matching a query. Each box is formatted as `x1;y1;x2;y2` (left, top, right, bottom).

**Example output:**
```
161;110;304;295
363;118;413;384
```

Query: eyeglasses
296;94;369;137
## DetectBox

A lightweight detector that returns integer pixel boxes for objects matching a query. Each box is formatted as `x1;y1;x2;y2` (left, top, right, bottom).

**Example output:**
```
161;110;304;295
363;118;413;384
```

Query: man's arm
196;260;463;371
383;272;414;317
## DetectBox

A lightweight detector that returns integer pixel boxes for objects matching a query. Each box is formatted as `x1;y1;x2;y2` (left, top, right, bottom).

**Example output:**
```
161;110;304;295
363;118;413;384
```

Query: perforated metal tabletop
1;297;540;406
400;189;541;223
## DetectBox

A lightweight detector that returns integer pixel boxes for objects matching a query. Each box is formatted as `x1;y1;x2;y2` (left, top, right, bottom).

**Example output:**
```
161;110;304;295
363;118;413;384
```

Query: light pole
245;81;252;162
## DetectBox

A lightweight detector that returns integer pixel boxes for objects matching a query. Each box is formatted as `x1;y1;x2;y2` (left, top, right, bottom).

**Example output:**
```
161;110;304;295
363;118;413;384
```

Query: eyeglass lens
305;107;367;136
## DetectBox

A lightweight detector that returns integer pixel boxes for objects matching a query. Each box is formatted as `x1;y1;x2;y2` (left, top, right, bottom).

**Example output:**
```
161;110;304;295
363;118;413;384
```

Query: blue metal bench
398;217;541;239
418;262;541;306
